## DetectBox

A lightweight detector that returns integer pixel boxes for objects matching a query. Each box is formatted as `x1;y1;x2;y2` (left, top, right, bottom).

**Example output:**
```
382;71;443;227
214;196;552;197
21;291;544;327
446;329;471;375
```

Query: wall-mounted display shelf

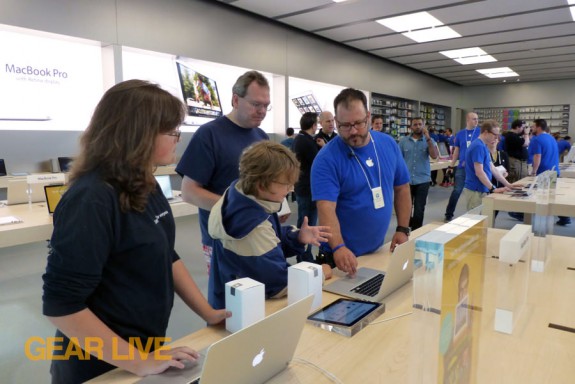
474;105;570;135
371;92;417;140
420;102;448;132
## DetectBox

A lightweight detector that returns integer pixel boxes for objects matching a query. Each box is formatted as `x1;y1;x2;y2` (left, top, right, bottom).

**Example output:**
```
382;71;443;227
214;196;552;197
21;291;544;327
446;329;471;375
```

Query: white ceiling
216;0;575;86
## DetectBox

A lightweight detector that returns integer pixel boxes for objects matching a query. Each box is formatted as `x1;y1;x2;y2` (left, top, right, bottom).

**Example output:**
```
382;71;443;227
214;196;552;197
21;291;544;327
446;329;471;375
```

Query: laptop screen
155;175;173;199
44;184;68;214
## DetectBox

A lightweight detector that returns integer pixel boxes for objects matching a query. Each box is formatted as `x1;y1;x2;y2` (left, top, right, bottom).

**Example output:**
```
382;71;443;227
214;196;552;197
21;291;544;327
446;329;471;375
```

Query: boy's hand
297;216;331;246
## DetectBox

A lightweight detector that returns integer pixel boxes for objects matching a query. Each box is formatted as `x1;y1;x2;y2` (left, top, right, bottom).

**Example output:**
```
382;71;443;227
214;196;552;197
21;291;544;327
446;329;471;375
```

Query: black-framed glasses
336;117;368;132
163;130;181;142
241;97;272;112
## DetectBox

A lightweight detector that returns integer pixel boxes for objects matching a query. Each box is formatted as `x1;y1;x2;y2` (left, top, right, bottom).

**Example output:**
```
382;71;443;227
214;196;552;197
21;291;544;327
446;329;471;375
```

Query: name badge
466;140;472;148
372;187;384;209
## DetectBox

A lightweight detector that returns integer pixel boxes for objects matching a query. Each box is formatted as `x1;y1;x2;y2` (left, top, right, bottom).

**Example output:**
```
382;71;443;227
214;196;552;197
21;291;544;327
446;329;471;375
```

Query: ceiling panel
217;0;575;86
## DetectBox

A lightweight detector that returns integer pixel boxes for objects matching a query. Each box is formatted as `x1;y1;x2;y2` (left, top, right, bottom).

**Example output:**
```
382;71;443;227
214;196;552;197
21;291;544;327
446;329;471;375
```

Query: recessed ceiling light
439;47;497;65
332;0;348;2
376;11;461;43
477;67;519;79
569;0;575;21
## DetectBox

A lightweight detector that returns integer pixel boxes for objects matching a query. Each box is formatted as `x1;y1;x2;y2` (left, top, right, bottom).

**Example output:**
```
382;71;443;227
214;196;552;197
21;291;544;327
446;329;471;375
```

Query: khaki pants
463;188;487;212
508;157;528;183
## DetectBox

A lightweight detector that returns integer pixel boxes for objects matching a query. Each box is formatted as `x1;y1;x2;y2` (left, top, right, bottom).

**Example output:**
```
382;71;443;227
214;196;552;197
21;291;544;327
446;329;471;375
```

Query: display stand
410;215;487;384
531;171;554;272
26;173;66;206
494;224;531;334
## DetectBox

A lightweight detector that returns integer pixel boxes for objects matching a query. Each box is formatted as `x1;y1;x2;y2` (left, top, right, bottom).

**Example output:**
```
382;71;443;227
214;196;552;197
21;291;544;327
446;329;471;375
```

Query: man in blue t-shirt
529;119;570;225
463;120;514;211
176;71;270;272
444;112;480;222
311;88;411;275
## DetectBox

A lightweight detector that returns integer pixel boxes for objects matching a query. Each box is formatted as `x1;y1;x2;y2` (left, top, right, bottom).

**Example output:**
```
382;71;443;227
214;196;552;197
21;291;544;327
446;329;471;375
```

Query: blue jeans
296;194;317;262
410;182;430;230
445;167;466;220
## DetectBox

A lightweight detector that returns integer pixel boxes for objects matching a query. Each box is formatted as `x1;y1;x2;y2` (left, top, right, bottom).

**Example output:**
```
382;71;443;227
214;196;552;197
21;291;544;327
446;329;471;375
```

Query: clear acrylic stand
531;171;554;272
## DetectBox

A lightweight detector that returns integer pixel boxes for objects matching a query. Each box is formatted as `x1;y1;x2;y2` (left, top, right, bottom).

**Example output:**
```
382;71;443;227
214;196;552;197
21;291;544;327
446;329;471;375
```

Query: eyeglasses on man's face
336;117;368;132
241;97;272;112
162;130;181;142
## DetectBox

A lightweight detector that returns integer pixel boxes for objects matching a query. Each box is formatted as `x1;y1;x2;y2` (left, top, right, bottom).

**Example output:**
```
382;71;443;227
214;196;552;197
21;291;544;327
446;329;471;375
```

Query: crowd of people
40;70;573;382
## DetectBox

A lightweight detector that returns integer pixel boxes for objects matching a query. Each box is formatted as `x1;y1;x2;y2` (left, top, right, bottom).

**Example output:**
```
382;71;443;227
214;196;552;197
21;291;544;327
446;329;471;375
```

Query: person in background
557;135;572;162
293;112;320;262
428;127;440;186
312;88;411;275
463;120;515;211
207;141;332;309
176;71;270;273
42;80;230;383
371;114;385;132
280;127;295;150
502;119;529;183
488;132;510;221
530;119;570;226
399;117;439;230
444;112;480;222
315;111;337;148
440;127;455;187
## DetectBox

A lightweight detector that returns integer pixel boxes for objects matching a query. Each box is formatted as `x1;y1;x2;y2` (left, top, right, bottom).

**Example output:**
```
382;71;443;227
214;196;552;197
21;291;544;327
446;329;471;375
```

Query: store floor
1;184;573;383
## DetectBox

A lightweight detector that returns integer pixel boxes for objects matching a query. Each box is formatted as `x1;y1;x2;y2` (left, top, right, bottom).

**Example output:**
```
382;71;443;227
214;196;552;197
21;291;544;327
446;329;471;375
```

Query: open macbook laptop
322;240;415;302
138;295;314;384
6;179;49;205
155;175;182;203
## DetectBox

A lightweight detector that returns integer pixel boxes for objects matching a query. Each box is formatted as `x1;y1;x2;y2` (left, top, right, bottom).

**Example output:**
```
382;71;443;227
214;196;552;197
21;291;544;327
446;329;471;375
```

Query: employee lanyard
466;127;479;148
348;133;382;191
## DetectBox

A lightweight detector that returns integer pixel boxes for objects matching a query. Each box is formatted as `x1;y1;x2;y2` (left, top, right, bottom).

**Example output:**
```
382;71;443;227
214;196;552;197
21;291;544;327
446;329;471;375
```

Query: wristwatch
489;185;496;193
396;225;411;236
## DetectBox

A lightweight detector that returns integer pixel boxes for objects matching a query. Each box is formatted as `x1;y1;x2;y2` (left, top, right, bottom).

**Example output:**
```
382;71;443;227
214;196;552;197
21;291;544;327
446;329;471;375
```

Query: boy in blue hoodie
208;141;332;309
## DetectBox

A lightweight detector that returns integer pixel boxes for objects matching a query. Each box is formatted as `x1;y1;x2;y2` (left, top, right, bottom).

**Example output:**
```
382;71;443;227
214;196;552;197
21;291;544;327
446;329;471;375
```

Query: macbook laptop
155;175;182;203
0;159;6;176
322;240;415;302
44;184;68;215
137;295;314;384
6;179;49;205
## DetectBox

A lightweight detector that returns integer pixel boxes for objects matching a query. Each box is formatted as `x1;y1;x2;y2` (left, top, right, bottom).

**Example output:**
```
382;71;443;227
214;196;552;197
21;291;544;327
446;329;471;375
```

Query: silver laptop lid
137;295;313;384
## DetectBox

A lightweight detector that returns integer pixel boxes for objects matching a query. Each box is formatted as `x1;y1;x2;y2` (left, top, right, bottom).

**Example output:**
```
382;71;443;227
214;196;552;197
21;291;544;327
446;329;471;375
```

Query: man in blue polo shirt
312;88;411;275
463;120;514;210
399;117;439;230
444;112;480;222
530;119;570;225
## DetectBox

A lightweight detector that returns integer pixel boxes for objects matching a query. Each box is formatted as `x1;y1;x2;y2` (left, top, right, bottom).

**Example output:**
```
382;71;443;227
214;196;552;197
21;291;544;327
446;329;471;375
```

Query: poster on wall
0;26;103;131
176;62;223;119
291;93;322;115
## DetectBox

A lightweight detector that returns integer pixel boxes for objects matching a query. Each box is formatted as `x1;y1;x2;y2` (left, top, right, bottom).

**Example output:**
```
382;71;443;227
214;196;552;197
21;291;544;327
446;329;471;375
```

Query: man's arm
532;154;541;175
317;200;357;275
180;176;221;211
423;130;439;160
390;183;411;252
450;146;460;166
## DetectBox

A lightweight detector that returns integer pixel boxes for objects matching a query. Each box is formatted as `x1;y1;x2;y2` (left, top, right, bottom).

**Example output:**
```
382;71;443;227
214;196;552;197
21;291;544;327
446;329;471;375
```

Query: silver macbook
6;179;49;205
322;240;415;302
137;295;314;384
154;175;182;203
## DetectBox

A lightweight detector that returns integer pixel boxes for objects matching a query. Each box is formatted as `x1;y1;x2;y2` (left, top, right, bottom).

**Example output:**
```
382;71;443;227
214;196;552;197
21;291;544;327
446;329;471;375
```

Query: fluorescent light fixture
376;11;460;43
332;0;348;2
569;0;575;21
403;26;461;43
476;67;519;79
439;47;497;65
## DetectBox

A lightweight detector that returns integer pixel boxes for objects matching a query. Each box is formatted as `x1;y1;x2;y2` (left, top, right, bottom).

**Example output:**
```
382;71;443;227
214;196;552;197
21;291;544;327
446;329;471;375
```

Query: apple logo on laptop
402;260;409;271
252;348;265;367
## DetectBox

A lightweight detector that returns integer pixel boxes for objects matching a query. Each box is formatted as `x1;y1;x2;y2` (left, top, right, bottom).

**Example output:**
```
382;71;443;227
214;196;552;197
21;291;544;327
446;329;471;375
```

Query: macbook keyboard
351;274;385;297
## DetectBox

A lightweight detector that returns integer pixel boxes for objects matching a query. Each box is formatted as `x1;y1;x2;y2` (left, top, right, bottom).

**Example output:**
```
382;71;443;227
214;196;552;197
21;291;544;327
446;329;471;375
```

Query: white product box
225;277;265;333
288;262;322;312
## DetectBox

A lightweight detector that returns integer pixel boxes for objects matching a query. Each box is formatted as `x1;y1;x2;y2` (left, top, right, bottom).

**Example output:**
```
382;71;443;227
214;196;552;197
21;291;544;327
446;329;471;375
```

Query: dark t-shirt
42;171;179;383
293;131;319;197
503;131;526;160
176;116;268;245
